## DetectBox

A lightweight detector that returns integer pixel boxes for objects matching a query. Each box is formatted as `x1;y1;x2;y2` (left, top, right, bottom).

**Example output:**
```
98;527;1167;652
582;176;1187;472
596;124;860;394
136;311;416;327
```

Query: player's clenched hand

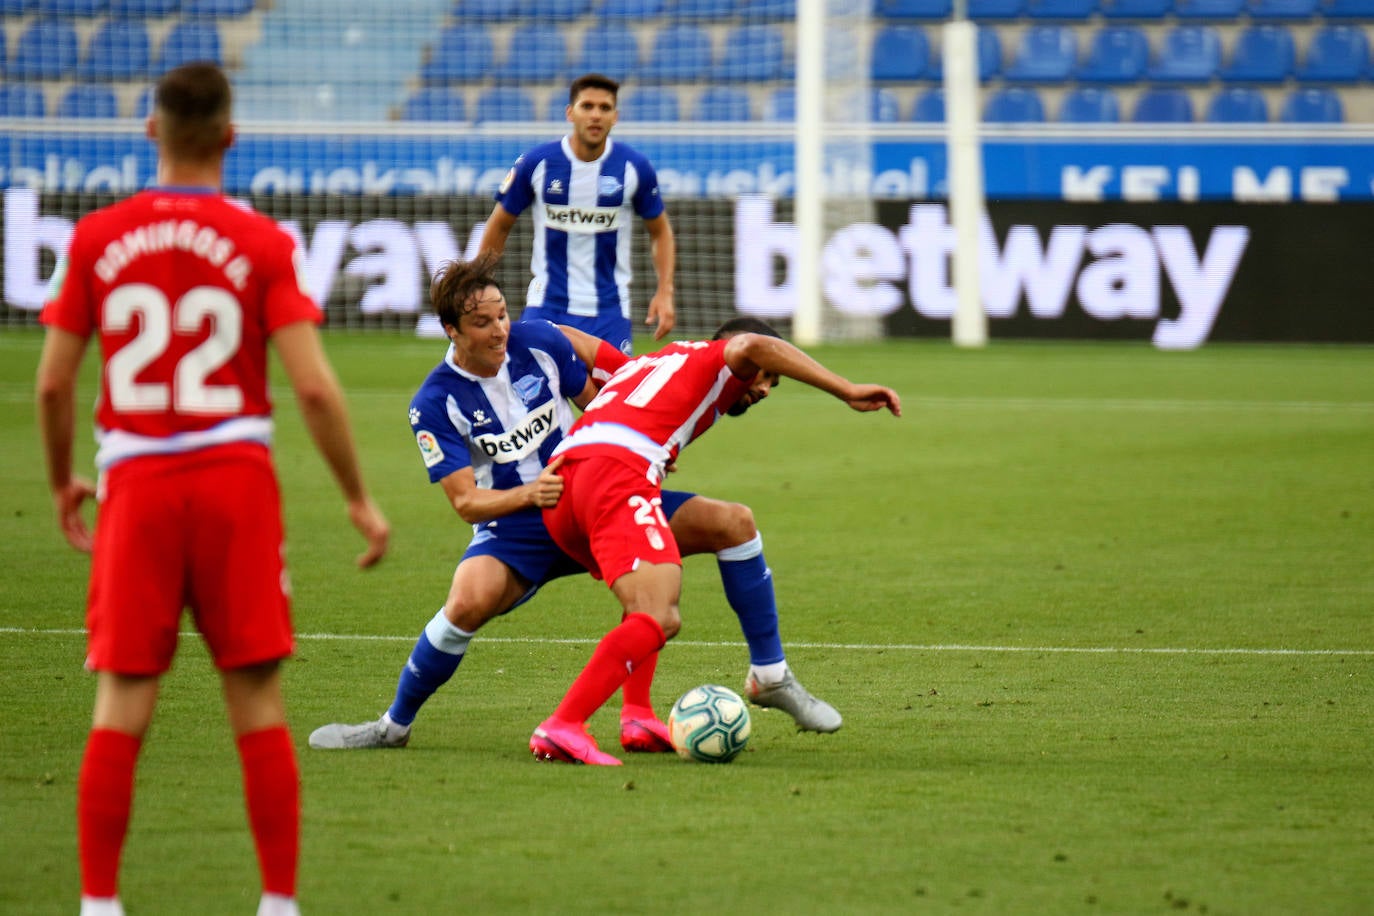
530;455;566;508
53;477;96;553
843;384;902;417
349;497;390;568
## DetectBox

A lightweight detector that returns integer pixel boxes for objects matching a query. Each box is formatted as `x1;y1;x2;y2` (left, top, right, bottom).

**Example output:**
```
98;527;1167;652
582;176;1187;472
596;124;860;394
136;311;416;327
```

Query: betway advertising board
3;126;1374;201
4;189;1372;346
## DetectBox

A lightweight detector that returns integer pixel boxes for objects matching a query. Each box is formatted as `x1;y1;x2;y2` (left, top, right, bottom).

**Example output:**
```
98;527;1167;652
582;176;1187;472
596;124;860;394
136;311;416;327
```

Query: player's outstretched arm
724;333;901;417
35;326;97;552
272;321;390;568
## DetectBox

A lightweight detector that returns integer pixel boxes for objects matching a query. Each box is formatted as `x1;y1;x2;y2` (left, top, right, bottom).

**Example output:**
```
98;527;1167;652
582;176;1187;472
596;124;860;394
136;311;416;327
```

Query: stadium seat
453;0;522;18
1297;26;1369;83
738;0;797;18
574;24;640;83
474;86;535;123
402;86;467;121
157;22;223;74
1098;0;1171;15
1058;86;1120;122
866;87;903;122
7;17;80;81
37;0;107;14
0;83;46;117
1219;25;1293;84
641;25;713;82
1172;0;1242;16
763;85;794;120
58;84;119;118
523;0;593;19
78;19;152;81
983;86;1047;122
0;24;6;74
1003;24;1077;83
1148;25;1221;83
0;0;38;13
873;0;953;19
598;0;668;17
1244;0;1317;16
1131;87;1194;121
872;25;932;81
977;25;1003;81
719;25;786;81
494;23;566;84
967;0;1025;19
693;86;753;121
1205;87;1268;122
181;0;256;15
1318;0;1374;16
1023;0;1097;17
672;0;736;17
1076;25;1150;83
107;0;181;15
134;85;154;117
619;86;680;121
910;87;945;121
421;25;494;85
1279;87;1343;123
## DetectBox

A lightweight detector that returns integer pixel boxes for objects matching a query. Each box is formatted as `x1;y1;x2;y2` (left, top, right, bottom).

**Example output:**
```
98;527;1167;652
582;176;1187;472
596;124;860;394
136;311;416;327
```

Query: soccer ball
668;684;751;763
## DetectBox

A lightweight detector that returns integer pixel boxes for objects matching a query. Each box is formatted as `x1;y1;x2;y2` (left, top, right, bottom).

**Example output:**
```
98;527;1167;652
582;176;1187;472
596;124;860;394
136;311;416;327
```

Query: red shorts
87;442;293;675
542;454;681;586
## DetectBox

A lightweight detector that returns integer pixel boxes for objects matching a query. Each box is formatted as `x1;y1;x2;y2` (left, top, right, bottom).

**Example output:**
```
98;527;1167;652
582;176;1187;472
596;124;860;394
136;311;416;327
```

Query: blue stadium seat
641;25;712;82
494;23;566;84
719;25;786;81
0;83;46;117
1172;0;1242;16
1205;87;1268;122
1297;26;1369;83
977;25;1003;81
1132;87;1194;121
672;0;736;17
739;0;796;18
910;87;945;121
524;0;593;18
598;0;668;16
1058;86;1121;122
38;0;108;14
983;86;1046;122
1220;25;1293;83
693;85;753;121
545;93;569;120
872;25;932;81
58;84;119;118
1003;24;1077;83
8;17;80;80
134;85;154;117
1023;0;1097;17
763;86;794;120
1098;0;1171;15
1076;25;1149;83
453;0;521;18
403;86;467;121
79;19;152;81
574;24;640;83
873;0;953;19
474;86;535;123
107;0;181;14
619;86;680;121
0;0;38;12
1148;25;1221;83
181;0;256;15
1318;0;1374;16
1244;0;1317;16
1279;87;1343;123
421;25;494;85
968;0;1025;18
157;21;222;74
0;23;6;74
870;87;902;122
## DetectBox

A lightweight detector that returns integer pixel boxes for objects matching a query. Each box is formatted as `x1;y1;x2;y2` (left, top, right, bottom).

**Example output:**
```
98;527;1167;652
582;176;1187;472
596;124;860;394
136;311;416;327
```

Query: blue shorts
518;306;632;356
463;490;696;611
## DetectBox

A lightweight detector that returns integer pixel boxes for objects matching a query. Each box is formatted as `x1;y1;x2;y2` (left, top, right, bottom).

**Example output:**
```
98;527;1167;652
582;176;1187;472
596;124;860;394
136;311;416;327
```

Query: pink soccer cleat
619;705;674;753
530;718;623;766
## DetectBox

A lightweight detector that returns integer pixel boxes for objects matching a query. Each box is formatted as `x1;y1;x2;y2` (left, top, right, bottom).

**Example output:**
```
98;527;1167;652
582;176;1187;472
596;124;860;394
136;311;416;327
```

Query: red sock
237;726;299;898
78;728;142;898
554;613;665;725
620;613;660;712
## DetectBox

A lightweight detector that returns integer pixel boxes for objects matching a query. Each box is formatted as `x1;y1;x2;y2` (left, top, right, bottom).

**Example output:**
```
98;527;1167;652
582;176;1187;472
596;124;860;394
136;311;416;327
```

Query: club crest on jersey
512;374;546;406
409;407;421;426
415;430;445;468
598;175;623;197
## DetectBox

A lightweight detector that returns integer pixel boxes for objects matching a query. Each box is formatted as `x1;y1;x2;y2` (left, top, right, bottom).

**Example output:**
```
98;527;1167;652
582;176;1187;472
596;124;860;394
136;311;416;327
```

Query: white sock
257;892;300;916
380;711;410;736
749;661;789;687
80;898;124;916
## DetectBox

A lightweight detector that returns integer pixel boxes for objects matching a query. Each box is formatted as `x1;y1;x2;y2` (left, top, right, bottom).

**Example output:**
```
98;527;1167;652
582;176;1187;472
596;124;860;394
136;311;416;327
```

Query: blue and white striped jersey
408;320;588;499
494;137;665;332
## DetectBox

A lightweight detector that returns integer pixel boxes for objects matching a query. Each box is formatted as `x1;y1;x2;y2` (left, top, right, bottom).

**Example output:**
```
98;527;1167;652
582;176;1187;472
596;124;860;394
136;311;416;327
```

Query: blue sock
717;535;785;666
386;610;472;727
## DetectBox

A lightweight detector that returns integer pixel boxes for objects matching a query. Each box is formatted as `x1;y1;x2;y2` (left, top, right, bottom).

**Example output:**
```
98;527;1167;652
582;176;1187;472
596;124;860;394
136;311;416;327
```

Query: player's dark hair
431;252;506;330
569;73;619;105
712;317;782;340
154;62;232;162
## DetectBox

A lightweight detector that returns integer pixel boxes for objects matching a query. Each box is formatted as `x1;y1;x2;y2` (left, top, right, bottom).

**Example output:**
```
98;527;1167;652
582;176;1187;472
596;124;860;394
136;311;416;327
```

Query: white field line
2;627;1370;657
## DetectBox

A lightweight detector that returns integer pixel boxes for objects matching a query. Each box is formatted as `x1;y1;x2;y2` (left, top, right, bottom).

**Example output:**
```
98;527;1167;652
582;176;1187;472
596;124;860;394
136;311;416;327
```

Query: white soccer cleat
744;670;843;733
308;715;410;750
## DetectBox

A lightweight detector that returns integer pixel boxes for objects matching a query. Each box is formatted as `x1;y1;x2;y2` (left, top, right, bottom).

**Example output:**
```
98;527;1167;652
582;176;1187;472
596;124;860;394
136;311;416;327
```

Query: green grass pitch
1;330;1371;914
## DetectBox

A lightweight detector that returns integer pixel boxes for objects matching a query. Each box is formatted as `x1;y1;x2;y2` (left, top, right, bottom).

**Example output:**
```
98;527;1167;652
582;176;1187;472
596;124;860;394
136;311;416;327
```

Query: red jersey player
35;63;389;916
531;317;901;765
